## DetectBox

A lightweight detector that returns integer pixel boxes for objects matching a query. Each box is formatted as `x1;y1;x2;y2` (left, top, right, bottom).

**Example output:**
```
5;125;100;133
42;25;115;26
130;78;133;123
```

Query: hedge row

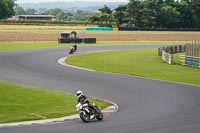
0;20;91;26
119;27;200;31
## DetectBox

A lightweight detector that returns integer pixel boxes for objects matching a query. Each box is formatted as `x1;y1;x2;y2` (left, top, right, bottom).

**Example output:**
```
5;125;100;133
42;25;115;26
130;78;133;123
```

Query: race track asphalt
0;45;200;133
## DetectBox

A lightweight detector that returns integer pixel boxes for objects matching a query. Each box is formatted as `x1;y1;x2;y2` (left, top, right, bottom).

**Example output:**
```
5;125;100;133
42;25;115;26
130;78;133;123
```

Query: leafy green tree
42;8;62;16
140;8;156;28
0;0;16;19
160;6;180;28
99;13;107;24
25;8;37;15
140;0;156;28
65;13;73;21
88;13;101;24
73;10;89;21
177;0;194;28
0;0;5;19
99;5;112;14
126;0;142;27
98;5;113;25
57;11;68;20
15;5;25;15
115;0;200;29
113;5;127;26
153;0;165;28
165;0;176;6
192;0;200;28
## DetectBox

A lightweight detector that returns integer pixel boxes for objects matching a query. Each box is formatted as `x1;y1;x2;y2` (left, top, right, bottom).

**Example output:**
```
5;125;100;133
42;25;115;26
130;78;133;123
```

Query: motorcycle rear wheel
96;112;103;120
94;107;103;121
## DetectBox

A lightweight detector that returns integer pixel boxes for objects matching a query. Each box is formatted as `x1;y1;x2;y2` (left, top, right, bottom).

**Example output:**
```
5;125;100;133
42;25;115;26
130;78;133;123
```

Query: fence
158;45;186;55
180;42;200;68
185;42;200;57
158;45;186;64
162;50;173;64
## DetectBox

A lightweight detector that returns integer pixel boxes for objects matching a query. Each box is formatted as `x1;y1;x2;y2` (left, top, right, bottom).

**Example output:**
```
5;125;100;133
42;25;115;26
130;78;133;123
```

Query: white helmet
76;90;83;97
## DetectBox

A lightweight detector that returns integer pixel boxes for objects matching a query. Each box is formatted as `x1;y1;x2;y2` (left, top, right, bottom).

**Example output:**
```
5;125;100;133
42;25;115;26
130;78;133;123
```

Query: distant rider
69;45;77;55
73;44;77;52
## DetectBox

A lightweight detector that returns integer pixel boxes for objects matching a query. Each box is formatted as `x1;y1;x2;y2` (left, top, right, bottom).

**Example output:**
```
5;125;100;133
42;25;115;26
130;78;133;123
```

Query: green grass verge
173;52;186;65
67;48;200;85
0;41;69;51
0;41;187;52
0;81;111;124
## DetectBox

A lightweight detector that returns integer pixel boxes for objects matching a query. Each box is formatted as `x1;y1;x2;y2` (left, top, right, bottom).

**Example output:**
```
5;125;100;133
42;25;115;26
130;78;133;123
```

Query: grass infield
0;82;111;124
67;48;200;85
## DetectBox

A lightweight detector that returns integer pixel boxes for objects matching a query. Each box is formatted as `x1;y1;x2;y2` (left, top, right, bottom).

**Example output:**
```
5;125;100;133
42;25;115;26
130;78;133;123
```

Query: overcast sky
16;0;128;3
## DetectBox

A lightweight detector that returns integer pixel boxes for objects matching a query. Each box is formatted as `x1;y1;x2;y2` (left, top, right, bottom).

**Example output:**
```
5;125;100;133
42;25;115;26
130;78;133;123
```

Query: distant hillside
19;1;127;13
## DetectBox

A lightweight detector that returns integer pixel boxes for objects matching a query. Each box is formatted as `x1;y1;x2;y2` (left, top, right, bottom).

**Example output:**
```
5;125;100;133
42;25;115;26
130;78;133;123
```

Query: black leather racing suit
77;95;95;113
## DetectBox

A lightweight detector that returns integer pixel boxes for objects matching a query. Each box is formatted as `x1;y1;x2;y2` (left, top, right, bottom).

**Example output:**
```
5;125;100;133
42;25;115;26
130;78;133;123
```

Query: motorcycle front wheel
80;112;90;123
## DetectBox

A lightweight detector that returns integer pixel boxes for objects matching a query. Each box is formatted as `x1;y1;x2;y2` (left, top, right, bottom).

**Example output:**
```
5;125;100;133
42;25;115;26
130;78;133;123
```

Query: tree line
15;6;89;22
121;0;200;29
1;0;200;29
90;0;200;29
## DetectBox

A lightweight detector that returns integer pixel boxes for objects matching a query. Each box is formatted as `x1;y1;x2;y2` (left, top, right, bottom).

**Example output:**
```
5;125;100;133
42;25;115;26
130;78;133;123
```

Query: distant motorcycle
76;102;103;123
69;45;77;55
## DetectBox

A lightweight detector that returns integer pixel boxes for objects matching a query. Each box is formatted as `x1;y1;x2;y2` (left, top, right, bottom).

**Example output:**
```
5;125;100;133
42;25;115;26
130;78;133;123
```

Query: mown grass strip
0;41;187;52
0;81;111;123
0;41;69;51
67;48;200;85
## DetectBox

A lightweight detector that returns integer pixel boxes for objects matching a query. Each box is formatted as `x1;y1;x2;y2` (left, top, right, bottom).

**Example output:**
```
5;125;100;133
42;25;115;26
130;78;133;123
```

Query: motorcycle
76;102;103;123
68;45;77;55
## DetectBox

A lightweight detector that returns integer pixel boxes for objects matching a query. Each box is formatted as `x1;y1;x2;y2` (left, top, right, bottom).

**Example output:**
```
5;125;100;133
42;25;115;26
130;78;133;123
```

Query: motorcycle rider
69;44;77;55
73;44;77;52
76;90;96;118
